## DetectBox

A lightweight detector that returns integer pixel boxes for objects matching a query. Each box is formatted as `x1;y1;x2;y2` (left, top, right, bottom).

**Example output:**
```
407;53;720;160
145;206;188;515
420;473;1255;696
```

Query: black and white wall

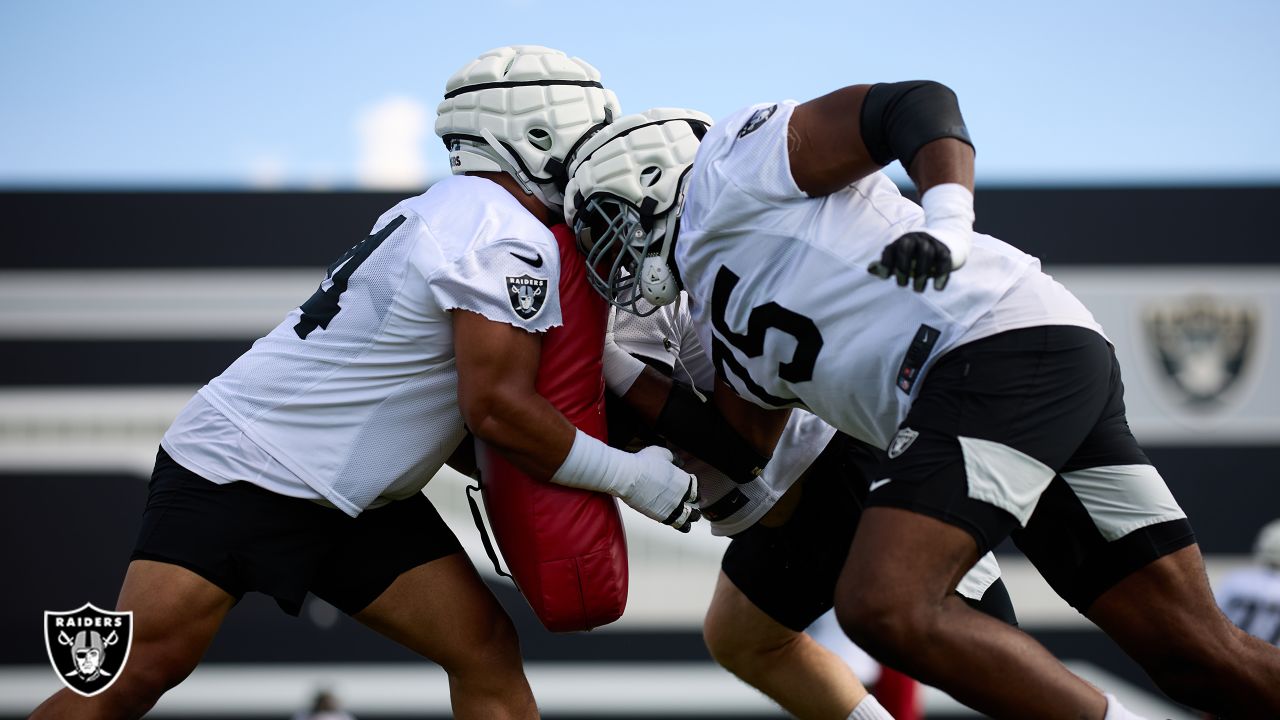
2;187;1276;719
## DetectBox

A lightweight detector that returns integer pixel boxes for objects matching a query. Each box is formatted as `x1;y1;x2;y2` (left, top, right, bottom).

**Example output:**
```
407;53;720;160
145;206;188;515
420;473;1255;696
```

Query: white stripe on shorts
956;551;1002;601
1059;464;1187;542
959;436;1056;527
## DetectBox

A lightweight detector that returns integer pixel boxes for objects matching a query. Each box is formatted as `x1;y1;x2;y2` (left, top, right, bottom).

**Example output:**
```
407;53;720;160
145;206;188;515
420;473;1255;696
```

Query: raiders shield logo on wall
507;275;548;320
44;603;133;697
1145;295;1257;406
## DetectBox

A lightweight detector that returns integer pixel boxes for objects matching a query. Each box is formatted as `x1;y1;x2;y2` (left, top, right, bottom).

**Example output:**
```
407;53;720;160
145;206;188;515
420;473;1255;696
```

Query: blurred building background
2;1;1278;718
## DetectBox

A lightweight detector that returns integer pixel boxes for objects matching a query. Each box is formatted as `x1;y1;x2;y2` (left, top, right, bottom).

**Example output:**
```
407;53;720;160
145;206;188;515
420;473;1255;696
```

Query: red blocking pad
475;223;628;632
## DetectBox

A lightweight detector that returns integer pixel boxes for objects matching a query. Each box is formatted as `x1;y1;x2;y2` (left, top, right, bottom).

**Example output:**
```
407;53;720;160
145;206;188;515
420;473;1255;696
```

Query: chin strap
479;128;564;213
637;179;689;308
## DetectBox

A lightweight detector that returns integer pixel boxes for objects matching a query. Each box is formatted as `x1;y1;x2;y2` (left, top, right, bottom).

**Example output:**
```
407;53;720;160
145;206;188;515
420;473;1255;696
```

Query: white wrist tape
920;182;975;269
603;334;647;395
552;428;632;497
552;429;690;524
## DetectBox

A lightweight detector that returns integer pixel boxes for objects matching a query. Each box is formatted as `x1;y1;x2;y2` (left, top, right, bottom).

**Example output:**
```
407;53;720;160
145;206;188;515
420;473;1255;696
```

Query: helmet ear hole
527;128;553;151
640;166;662;187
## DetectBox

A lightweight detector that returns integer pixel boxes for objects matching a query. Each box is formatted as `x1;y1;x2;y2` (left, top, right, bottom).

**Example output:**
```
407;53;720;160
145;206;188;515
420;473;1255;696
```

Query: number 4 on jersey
294;215;405;339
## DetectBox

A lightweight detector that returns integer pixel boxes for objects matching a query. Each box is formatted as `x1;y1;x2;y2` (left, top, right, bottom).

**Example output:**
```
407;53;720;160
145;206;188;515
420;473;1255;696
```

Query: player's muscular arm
790;82;978;292
712;378;790;459
455;310;699;530
787;83;974;196
613;365;773;482
616;366;672;426
453;309;576;480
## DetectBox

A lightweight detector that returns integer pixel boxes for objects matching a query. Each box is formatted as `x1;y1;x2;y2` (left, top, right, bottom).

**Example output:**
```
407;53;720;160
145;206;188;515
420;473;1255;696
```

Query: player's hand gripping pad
475;223;629;632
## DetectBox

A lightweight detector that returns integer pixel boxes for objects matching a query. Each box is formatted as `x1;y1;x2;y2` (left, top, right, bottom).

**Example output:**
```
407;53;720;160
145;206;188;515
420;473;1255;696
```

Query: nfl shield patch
44;603;133;697
887;427;919;459
507;274;548;320
738;104;778;138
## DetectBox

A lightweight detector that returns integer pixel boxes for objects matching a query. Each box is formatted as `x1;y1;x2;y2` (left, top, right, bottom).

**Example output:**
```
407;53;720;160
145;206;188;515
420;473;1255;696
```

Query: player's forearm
464;389;577;481
712;379;790;460
618;366;674;426
613;359;771;482
907;138;974;194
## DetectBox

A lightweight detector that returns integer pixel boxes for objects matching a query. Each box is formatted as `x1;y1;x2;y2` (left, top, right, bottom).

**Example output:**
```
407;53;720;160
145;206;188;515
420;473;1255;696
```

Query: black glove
867;231;956;292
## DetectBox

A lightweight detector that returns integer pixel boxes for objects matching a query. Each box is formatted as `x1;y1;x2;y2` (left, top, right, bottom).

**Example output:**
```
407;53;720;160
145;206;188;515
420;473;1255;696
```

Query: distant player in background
30;46;697;720
1216;518;1280;647
291;690;356;720
565;96;1280;719
603;294;1016;720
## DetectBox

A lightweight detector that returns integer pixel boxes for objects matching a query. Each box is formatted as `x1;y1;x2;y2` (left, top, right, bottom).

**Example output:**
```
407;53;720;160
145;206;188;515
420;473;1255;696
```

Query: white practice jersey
1216;566;1280;646
612;297;835;536
676;101;1101;449
611;296;1002;599
163;176;562;516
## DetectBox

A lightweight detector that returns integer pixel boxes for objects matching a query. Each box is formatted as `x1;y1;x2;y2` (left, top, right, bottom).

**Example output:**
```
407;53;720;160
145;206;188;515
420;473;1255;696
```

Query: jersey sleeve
710;100;807;206
429;235;563;333
671;300;716;391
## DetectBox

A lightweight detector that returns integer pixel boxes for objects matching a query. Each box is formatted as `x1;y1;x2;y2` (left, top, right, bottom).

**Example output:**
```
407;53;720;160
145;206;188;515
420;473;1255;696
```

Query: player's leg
30;560;236;720
1023;354;1280;717
1088;545;1280;716
704;572;870;719
703;436;882;718
838;327;1126;719
312;494;536;720
31;449;249;719
837;507;1106;719
351;554;534;719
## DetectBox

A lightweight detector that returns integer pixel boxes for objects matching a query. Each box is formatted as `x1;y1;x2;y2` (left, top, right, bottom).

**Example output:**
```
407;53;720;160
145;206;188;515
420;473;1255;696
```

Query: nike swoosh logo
510;251;543;268
868;478;892;492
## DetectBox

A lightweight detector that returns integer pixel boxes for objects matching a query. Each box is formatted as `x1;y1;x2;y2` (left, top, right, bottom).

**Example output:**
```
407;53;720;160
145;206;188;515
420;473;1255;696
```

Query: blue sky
1;0;1278;188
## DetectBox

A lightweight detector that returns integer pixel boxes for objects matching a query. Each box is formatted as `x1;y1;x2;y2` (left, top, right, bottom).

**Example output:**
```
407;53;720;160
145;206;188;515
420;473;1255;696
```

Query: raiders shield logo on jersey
44;603;133;697
507;275;549;320
1145;295;1256;406
738;104;778;138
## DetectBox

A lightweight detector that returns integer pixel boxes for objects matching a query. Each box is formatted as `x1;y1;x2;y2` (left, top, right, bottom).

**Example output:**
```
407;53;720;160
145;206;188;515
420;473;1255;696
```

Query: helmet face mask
565;108;713;314
575;195;663;316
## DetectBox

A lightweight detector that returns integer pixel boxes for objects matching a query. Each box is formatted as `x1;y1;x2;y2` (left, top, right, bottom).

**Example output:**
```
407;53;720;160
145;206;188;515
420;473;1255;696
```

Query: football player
565;100;1280;719
31;46;697;720
604;294;1017;720
1216;518;1280;647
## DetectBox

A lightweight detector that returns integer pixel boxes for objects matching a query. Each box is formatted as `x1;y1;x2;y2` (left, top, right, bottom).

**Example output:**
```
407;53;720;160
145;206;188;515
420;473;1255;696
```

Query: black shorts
866;325;1196;611
722;434;1017;631
131;448;463;616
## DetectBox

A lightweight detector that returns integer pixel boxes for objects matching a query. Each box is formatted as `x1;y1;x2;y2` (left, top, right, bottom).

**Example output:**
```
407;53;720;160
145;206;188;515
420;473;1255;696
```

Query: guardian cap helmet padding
565;108;712;315
435;45;621;213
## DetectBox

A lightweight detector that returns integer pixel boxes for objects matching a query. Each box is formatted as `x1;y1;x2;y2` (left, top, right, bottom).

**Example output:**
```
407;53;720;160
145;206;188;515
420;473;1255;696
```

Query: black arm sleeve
860;80;974;169
654;380;770;483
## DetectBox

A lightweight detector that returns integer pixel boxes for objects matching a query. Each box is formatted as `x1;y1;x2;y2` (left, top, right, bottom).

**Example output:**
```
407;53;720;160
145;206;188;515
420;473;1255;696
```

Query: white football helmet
565;108;712;315
1257;518;1280;568
435;45;621;214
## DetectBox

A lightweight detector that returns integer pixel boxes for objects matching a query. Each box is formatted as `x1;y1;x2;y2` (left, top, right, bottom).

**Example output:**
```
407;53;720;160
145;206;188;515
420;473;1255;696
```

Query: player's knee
446;610;524;679
704;617;797;680
104;642;200;714
836;588;930;660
